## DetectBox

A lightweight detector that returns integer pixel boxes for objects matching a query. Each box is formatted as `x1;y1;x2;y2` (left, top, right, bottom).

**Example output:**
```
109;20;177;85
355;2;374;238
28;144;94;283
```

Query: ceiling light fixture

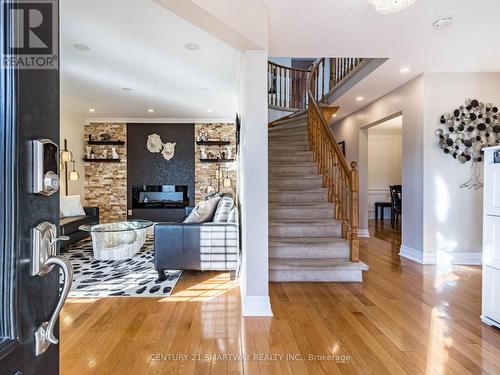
207;109;213;113
122;87;133;91
88;108;95;112
400;66;410;73
368;0;416;14
185;43;200;51
433;16;454;30
356;96;364;101
72;43;90;51
147;108;154;113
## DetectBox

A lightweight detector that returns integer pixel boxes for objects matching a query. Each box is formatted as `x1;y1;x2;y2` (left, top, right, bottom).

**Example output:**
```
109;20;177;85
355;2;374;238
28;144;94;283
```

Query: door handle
31;222;73;356
43;255;73;344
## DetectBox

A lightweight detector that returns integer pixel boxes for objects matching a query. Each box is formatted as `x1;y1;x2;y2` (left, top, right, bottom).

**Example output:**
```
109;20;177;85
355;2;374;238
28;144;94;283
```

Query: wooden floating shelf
83;158;121;163
199;158;235;163
196;141;230;146
87;140;125;145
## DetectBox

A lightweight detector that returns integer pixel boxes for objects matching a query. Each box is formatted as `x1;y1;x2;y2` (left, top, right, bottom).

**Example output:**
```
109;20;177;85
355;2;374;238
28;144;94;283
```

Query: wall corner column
238;50;272;317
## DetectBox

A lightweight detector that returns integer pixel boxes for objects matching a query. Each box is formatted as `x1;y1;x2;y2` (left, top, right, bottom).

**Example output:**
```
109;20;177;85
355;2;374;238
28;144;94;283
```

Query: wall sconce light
61;139;78;195
60;139;73;162
68;160;80;181
223;177;232;187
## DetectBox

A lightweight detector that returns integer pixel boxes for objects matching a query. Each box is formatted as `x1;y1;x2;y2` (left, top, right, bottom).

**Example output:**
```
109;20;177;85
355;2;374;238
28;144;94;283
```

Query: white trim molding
358;229;370;238
400;245;482;265
85;117;235;124
399;245;425;263
241;296;273;317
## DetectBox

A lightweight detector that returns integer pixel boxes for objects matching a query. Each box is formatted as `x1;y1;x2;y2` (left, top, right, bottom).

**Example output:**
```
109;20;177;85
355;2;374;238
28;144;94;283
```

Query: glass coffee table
79;220;154;260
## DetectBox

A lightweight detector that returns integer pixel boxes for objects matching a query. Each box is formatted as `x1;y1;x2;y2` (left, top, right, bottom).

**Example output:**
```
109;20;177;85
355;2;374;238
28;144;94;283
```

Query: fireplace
132;185;189;209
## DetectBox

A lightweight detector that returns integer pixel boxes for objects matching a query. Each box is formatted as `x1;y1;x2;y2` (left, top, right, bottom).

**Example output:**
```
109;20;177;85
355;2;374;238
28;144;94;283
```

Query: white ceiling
60;0;241;120
267;0;500;119
368;115;402;134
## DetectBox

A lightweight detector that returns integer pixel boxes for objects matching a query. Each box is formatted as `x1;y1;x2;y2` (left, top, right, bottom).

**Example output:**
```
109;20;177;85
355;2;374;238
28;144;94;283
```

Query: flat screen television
132;185;189;209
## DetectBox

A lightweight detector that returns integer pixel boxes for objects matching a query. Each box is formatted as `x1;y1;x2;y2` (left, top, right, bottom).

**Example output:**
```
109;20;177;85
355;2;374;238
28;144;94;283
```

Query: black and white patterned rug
61;238;182;298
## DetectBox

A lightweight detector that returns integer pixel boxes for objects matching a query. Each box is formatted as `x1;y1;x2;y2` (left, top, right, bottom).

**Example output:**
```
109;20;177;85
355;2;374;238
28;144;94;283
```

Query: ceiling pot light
433;16;454;30
72;43;90;51
147;108;154;113
356;96;364;101
185;43;199;51
88;108;95;112
207;109;213;113
368;0;416;14
400;66;410;73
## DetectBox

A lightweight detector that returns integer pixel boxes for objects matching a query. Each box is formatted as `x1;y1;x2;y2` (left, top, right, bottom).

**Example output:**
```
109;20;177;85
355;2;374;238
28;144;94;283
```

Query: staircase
267;58;369;282
268;114;368;282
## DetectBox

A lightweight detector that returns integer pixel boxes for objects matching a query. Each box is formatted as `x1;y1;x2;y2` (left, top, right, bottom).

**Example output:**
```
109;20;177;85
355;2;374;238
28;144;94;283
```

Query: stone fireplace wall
83;122;236;222
84;123;127;223
195;123;237;203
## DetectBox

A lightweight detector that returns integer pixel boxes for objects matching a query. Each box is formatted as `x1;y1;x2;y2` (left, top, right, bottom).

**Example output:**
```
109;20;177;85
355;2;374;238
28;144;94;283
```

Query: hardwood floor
60;236;500;374
368;219;401;249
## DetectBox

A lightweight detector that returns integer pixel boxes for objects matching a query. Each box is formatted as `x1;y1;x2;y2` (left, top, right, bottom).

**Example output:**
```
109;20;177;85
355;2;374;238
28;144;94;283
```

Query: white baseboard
358;229;370;238
439;252;482;265
399;245;482;265
241;296;273;317
399;245;425;263
481;315;500;329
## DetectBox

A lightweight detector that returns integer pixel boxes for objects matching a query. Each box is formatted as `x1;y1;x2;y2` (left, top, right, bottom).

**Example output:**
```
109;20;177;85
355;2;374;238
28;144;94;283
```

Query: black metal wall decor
436;99;500;189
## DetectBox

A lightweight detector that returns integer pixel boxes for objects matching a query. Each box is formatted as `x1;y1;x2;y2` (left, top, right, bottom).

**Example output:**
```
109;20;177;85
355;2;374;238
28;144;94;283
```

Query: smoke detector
433;16;454;30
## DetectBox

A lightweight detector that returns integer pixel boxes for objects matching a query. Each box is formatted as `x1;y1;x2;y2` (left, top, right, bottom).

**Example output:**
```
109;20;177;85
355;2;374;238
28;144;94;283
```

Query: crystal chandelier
368;0;416;14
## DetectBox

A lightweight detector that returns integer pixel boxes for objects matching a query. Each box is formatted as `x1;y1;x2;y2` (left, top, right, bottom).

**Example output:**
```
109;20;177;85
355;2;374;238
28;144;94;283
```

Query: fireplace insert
132;185;189;208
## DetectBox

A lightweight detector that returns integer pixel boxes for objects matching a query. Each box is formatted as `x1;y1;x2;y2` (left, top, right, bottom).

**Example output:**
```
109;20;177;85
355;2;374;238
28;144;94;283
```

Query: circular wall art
436;98;500;189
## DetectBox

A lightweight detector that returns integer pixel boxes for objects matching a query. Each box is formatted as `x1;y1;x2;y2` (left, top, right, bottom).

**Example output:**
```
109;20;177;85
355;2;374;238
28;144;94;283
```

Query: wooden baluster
299;72;307;109
268;64;271;106
285;69;290;108
322;61;325;100
293;70;299;108
280;67;284;108
350;161;359;262
274;66;279;106
329;59;334;90
278;66;281;106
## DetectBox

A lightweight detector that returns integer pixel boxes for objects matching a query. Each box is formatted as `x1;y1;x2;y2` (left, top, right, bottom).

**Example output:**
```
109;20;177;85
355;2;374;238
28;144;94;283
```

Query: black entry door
0;1;67;374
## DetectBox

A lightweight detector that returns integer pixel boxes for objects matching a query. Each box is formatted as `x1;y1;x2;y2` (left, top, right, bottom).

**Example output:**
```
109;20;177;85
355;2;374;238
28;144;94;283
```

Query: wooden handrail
306;58;360;262
268;61;310;72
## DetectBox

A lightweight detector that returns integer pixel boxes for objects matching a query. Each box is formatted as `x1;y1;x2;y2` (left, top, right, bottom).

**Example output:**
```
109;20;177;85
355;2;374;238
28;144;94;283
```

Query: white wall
60;111;85;198
333;73;500;265
367;129;402;219
332;76;424;246
422;73;500;264
238;51;272;316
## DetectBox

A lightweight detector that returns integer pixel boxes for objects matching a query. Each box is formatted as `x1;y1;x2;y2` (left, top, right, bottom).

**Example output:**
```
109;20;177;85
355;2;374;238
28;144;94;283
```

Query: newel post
350;161;360;262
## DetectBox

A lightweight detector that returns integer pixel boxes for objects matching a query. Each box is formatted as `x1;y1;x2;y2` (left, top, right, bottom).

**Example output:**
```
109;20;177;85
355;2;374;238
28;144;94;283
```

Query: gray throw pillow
184;196;221;223
213;197;234;222
227;207;238;224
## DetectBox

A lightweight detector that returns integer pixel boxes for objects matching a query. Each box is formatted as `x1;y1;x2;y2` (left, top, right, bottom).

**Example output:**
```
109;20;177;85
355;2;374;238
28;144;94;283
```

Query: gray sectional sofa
154;196;239;280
